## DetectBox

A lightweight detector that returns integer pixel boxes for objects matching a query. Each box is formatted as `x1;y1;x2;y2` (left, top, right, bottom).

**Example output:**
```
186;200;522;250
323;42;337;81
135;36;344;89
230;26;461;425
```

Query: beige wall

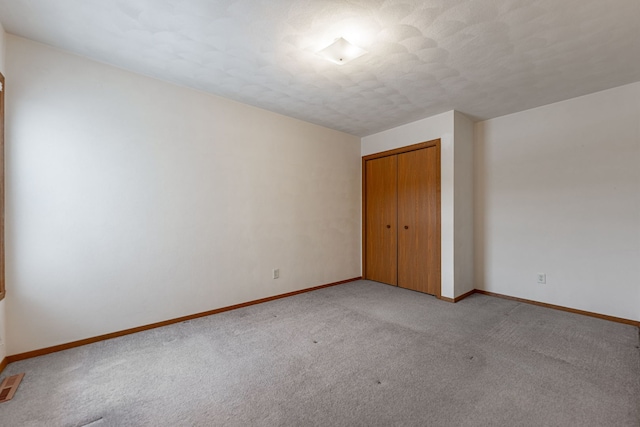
475;82;640;321
6;36;361;355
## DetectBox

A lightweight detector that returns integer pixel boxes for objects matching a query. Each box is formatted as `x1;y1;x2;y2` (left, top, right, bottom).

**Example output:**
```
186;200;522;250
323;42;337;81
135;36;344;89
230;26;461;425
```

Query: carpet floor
1;280;639;426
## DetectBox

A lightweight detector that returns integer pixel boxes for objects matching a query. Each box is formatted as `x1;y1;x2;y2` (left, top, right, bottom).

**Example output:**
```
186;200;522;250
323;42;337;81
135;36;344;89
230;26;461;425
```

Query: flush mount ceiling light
317;37;368;65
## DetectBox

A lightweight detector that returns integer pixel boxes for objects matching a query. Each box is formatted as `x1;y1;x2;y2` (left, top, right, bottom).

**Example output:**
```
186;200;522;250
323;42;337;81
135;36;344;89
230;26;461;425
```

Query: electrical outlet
537;273;546;284
273;268;280;279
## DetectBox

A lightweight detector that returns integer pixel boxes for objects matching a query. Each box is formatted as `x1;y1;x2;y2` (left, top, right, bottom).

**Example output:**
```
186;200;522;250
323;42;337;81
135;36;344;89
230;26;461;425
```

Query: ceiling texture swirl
1;0;639;136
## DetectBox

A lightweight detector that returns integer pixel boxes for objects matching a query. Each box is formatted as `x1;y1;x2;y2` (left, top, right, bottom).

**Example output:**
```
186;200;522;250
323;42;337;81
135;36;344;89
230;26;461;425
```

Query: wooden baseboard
475;290;640;327
6;277;362;364
6;280;636;366
440;289;638;327
439;289;476;303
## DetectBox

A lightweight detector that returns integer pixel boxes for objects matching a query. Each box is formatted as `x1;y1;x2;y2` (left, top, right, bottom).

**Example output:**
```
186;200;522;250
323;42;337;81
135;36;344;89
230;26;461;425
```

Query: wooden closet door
397;147;440;295
364;155;398;286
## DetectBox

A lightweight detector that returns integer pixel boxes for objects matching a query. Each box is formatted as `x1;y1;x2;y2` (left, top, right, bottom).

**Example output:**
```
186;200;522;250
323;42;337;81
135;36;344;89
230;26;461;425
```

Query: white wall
475;82;640;321
361;111;474;299
5;36;361;355
0;22;6;363
361;112;454;158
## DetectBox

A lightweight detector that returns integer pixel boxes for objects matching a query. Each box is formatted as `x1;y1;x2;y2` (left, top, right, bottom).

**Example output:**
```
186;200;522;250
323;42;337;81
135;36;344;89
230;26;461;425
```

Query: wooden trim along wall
4;277;362;365
361;139;440;162
438;289;475;303
440;289;640;327
2;279;637;373
473;290;640;327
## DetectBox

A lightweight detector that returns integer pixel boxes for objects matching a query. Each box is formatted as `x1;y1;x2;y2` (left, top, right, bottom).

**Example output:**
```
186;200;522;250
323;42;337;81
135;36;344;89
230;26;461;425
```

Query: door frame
362;139;441;298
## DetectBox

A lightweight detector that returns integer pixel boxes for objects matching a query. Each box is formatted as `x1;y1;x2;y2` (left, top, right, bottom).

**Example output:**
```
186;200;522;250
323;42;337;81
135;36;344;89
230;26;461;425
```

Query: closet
363;140;441;296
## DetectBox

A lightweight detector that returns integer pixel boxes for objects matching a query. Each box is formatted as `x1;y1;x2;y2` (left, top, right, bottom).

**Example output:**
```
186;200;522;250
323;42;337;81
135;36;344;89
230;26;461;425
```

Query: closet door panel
365;156;398;286
397;147;440;295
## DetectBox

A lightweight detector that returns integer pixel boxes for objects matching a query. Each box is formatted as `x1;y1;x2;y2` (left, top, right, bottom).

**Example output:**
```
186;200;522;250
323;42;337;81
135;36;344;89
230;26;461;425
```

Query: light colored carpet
1;280;639;426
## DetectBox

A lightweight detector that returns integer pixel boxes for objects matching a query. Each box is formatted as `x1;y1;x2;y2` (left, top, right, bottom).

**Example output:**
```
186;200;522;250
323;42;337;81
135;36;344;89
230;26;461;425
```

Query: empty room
0;0;638;426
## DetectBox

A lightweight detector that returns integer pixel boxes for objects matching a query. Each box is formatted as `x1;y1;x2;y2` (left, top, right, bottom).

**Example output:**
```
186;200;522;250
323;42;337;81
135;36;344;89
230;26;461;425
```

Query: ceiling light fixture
317;37;368;65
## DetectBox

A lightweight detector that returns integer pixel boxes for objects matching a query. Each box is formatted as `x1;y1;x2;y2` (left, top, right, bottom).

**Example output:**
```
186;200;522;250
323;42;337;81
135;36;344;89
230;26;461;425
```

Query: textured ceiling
1;0;639;136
